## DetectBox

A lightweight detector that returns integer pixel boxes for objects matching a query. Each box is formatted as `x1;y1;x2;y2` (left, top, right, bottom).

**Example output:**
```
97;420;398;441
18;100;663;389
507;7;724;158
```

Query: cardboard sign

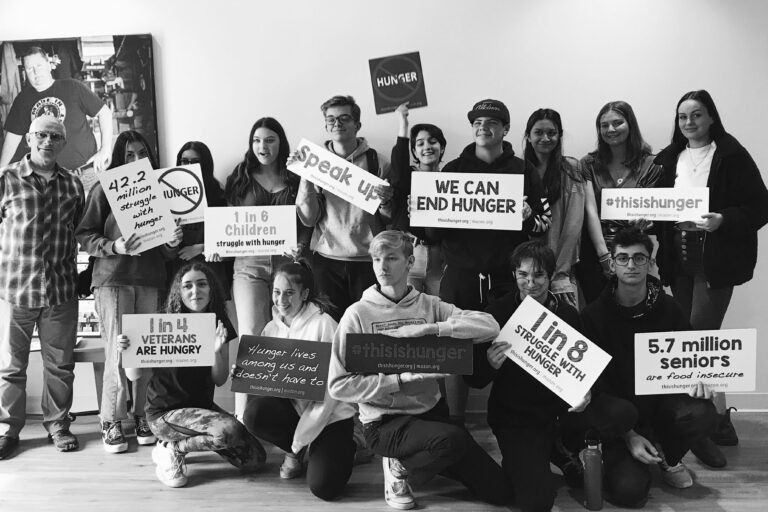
368;51;428;114
634;329;756;395
345;334;473;374
98;158;176;252
410;172;524;230
204;206;297;257
155;164;208;225
287;139;386;214
231;335;332;402
498;296;611;407
121;313;216;368
601;188;709;222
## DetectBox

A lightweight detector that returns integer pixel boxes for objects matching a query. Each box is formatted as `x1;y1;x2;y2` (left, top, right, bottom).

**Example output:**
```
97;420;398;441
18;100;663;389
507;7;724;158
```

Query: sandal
48;428;79;452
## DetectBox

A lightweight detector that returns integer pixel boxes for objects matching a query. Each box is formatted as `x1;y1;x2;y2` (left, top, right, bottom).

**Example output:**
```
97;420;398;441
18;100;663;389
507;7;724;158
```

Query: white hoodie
261;302;356;453
328;285;500;423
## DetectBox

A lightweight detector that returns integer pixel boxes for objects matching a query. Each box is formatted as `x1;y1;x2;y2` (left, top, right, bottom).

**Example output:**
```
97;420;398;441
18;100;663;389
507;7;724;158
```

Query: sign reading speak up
345;334;473;375
368;51;428;114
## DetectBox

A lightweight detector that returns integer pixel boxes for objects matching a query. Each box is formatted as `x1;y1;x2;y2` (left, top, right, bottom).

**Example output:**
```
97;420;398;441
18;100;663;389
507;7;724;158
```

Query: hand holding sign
696;212;723;232
487;341;510;370
689;381;715;400
114;232;141;256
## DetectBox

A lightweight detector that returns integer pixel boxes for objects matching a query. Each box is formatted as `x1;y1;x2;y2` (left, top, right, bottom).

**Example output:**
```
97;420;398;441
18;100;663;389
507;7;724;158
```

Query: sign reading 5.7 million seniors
204;206;297;257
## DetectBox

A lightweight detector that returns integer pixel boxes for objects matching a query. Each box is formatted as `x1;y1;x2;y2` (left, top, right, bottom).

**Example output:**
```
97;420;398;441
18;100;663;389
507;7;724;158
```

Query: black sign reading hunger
368;51;428;114
231;335;331;402
345;334;473;374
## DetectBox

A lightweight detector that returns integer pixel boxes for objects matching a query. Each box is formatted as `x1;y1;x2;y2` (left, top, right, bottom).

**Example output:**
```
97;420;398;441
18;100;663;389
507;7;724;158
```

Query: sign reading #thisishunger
601;188;709;222
345;333;473;375
368;51;427;114
121;313;216;368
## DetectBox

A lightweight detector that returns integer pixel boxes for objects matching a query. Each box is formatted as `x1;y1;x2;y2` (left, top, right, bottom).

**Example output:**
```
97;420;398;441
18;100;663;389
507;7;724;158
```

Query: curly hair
165;262;228;324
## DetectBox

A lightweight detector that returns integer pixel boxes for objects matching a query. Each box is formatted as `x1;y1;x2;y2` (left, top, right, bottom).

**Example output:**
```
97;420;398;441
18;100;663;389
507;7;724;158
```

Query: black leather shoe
690;437;727;468
711;407;739;446
0;435;19;460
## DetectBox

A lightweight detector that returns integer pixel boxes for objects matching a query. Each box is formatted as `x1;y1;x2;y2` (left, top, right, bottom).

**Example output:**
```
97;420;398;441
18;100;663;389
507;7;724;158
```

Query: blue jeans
0;297;77;437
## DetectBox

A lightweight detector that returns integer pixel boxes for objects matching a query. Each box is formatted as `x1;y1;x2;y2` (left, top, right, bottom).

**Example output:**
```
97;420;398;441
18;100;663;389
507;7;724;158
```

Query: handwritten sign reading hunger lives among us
231;335;332;402
498;296;611;408
120;313;216;368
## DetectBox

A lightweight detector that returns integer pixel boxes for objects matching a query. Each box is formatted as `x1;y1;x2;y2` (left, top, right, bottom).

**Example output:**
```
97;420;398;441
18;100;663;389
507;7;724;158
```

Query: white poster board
409;172;524;230
601;188;709;222
204;206;297;257
121;313;216;368
634;328;756;395
155;164;208;225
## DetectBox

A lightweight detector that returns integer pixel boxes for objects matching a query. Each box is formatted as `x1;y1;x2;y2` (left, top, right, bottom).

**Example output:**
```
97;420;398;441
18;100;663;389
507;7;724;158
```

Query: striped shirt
0;155;85;308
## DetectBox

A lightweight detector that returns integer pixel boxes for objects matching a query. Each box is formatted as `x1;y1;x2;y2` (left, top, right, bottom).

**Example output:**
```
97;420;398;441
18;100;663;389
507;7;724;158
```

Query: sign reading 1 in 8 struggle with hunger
410;172;524;230
498;296;611;408
601;188;709;222
120;313;216;368
634;328;756;395
345;333;473;375
204;206;297;257
155;164;208;225
368;51;427;114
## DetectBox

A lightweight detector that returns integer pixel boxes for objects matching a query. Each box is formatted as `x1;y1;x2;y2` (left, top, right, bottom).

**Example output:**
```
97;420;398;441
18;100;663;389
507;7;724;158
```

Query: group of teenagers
1;85;767;512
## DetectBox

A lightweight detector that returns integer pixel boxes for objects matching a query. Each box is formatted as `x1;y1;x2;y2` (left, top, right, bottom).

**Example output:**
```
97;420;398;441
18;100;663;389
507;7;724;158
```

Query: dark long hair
109;130;158;169
224;117;294;204
165;262;228;324
594;101;652;171
524;109;565;204
670;90;726;150
176;141;225;207
272;259;334;316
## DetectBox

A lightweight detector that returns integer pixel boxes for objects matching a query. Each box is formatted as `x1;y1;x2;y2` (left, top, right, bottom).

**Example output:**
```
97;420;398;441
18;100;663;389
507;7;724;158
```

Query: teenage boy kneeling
329;230;510;510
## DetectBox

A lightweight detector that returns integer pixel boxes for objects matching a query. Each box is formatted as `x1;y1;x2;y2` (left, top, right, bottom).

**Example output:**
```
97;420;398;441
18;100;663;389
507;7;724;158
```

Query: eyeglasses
31;131;65;142
613;254;649;266
325;114;355;126
180;158;201;165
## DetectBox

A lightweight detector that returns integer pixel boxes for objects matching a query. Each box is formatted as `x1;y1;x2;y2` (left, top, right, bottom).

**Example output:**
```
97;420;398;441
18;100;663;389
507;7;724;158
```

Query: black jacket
654;133;768;288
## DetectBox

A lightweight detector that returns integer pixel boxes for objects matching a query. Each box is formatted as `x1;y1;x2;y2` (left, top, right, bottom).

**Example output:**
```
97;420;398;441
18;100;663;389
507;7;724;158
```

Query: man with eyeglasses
0;46;113;174
578;227;718;507
0;116;85;459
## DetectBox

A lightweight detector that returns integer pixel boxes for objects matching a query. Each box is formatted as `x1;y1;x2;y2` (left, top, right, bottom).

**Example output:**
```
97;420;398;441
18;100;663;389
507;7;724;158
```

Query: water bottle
582;433;603;510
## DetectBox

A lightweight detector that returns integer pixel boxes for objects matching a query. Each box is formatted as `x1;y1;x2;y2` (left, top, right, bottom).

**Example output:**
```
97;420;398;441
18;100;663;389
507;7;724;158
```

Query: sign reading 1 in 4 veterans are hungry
231;335;332;402
204;206;297;257
634;328;756;395
601;188;709;222
409;172;524;230
368;51;428;114
498;296;612;408
155;164;208;225
98;158;176;253
287;139;387;214
345;333;473;375
121;313;216;368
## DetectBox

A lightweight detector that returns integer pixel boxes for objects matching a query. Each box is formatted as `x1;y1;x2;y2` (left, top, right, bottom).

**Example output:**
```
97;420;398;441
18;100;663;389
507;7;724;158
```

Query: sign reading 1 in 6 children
601;188;709;222
155;164;208;225
120;313;216;368
498;296;612;407
98;158;176;252
287;139;386;214
204;206;296;257
410;172;524;230
634;328;756;395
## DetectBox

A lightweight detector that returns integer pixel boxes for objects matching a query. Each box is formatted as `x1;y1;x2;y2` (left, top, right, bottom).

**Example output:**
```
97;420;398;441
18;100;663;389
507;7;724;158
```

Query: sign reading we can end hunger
155;164;208;225
121;313;216;368
287;139;386;214
601;188;709;222
204;206;297;257
368;51;427;114
634;328;756;395
498;296;611;408
98;158;176;252
410;172;524;230
231;335;332;402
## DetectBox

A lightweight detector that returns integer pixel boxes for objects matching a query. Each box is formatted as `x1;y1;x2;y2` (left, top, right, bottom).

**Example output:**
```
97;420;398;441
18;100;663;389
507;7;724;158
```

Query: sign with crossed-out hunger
155;164;208;225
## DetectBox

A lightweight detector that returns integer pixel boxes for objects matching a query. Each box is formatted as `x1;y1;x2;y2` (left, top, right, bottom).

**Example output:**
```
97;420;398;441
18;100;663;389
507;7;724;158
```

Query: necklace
611;168;631;186
687;143;713;172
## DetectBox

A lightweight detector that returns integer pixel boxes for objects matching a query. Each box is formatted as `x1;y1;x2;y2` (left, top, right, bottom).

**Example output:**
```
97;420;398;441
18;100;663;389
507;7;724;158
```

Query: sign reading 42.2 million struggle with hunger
204;206;297;257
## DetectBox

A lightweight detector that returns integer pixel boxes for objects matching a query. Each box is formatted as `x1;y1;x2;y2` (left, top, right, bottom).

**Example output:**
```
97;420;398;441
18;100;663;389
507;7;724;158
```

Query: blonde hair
369;230;414;258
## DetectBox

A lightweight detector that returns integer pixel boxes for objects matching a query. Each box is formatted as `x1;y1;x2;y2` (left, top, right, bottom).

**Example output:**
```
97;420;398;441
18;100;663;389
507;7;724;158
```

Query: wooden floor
0;413;765;511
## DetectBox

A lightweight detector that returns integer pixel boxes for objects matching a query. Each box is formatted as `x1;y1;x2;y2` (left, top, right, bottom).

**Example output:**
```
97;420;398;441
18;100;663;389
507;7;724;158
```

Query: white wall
5;0;768;410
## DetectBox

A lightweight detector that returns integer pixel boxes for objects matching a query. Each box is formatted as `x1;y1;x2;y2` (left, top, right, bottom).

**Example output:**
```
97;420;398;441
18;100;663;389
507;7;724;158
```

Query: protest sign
634;328;756;395
287;139;387;214
345;333;473;374
204;206;297;257
368;51;428;114
498;296;611;408
601;188;709;222
231;335;332;402
155;164;208;225
121;313;216;368
410;172;524;230
98;158;176;252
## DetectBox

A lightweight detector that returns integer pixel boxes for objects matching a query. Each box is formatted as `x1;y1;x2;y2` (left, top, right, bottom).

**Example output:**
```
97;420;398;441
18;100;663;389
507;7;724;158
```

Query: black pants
439;264;513;311
311;253;376;321
363;400;510;506
559;393;639;452
242;395;355;501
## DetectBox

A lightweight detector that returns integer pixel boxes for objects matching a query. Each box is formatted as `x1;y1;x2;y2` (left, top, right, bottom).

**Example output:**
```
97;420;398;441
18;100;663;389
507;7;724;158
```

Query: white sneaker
382;456;415;510
152;442;188;488
280;452;304;479
660;461;694;489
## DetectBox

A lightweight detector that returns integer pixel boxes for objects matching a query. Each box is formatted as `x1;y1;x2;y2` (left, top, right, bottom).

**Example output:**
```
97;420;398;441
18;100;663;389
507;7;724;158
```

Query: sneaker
48;428;79;452
383;456;415;510
712;407;739;446
101;420;128;453
691;437;727;468
660;461;694;489
0;435;19;460
280;452;304;479
551;438;584;488
134;415;157;446
152;441;188;488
